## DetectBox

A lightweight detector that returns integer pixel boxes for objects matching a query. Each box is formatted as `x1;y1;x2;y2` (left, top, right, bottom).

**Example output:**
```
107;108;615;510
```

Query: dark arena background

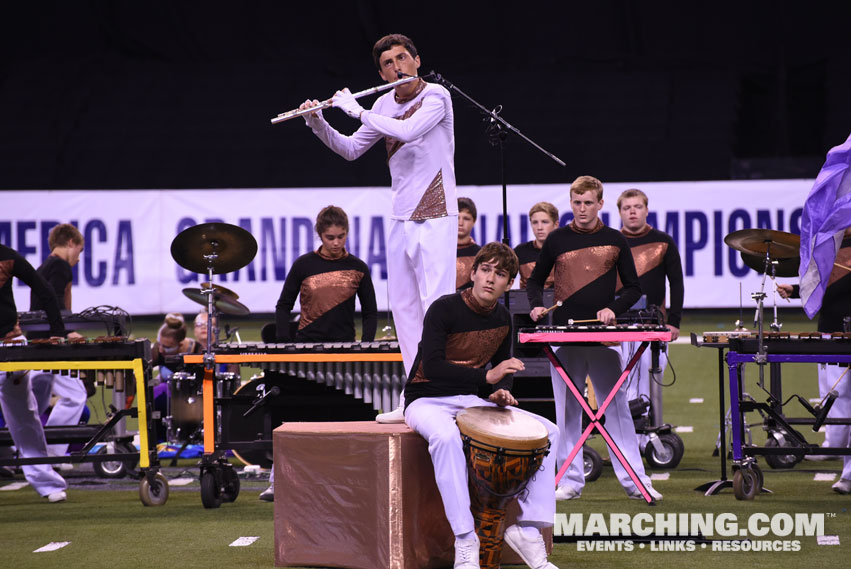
2;1;851;190
2;3;851;569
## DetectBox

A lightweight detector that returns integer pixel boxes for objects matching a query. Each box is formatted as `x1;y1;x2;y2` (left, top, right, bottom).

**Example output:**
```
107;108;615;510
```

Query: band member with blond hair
528;175;661;501
514;201;558;289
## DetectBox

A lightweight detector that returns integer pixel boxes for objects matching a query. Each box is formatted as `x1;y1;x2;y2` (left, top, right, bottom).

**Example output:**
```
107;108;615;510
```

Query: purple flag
799;133;851;318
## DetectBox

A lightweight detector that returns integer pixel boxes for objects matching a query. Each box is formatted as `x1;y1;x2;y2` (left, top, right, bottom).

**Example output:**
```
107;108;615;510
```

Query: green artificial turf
1;308;848;568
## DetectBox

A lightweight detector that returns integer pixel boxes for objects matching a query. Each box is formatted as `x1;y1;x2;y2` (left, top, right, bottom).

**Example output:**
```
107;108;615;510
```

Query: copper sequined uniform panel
275;251;377;343
514;241;554;289
455;242;480;290
404;290;514;408
299;269;364;328
526;223;641;325
618;227;684;328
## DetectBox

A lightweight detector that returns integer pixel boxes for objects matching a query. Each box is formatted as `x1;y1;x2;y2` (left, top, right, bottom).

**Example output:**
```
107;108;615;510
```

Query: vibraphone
182;341;405;453
0;338;168;505
724;333;851;499
518;324;672;504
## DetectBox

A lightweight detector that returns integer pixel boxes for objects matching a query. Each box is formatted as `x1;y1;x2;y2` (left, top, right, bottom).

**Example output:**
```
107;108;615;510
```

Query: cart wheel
644;432;685;470
139;472;169;506
221;465;241;503
93;441;138;479
733;467;760;500
201;470;222;509
764;435;801;469
583;447;603;482
752;462;764;489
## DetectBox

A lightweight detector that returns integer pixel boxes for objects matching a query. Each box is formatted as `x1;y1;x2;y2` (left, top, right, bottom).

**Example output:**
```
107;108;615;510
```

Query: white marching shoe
504;524;558;569
375;406;405;424
453;534;480;569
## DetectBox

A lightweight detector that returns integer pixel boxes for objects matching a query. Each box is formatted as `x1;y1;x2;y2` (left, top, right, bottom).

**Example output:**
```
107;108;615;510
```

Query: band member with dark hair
0;244;69;502
404;242;559;569
456;197;480;290
528;176;662;501
296;33;457;423
275;205;377;343
616;189;684;446
514;202;558;289
27;223;87;464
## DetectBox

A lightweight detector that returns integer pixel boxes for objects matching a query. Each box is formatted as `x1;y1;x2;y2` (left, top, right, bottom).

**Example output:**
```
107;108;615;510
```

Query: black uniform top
617;225;685;328
514;240;554;289
275;249;377;342
404;289;513;409
0;244;65;338
456;241;481;290
791;235;851;332
527;220;642;324
30;254;72;311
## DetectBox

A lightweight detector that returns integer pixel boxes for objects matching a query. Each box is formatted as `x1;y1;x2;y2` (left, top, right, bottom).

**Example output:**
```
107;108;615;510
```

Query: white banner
2;180;811;315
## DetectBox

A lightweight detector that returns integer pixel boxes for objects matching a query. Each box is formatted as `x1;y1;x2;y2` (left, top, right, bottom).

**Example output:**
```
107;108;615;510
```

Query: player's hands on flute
297;99;324;124
332;88;366;119
486;357;525;384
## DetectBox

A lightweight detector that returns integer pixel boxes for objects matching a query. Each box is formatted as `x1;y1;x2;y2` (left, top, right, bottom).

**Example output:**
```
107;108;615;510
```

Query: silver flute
270;74;425;125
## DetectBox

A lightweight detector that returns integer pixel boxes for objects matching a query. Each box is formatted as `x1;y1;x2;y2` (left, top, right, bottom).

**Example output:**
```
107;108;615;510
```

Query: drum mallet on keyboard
567;318;601;325
540;301;562;316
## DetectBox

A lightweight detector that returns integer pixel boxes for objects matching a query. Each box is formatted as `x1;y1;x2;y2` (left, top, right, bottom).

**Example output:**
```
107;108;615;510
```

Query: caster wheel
221;465;241;503
644;432;685;469
583;447;603;482
201;470;222;509
764;435;801;469
139;472;169;506
733;467;760;500
93;441;138;479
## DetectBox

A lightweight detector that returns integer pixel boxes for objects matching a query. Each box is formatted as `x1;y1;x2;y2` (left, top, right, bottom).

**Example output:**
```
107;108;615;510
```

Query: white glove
298;99;324;127
332;88;366;120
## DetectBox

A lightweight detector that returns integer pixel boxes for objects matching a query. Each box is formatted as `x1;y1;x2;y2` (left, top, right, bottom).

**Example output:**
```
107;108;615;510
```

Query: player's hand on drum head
486;357;525;384
597;307;616;325
489;388;517;407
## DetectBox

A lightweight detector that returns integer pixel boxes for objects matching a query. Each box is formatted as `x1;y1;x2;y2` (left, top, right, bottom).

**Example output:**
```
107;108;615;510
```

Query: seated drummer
275;205;377;343
403;242;559;569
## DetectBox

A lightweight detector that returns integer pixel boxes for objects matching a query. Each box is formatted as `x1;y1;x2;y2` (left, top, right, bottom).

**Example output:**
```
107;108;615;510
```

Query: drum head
456;406;548;451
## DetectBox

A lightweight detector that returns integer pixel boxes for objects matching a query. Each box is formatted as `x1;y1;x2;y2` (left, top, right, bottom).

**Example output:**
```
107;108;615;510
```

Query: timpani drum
456;406;550;569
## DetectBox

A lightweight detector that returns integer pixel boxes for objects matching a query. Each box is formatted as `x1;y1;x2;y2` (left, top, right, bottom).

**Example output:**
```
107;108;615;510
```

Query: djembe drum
456;406;550;569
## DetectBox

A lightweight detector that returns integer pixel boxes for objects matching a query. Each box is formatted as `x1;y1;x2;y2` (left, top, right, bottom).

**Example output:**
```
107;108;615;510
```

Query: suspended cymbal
170;223;258;274
182;286;250;316
724;229;800;259
200;282;240;299
740;252;800;278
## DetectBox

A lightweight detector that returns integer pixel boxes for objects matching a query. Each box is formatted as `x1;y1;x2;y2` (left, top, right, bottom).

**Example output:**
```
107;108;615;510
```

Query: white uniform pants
405;394;558;536
818;364;850;450
549;345;652;494
387;216;457;378
0;365;67;496
32;372;87;457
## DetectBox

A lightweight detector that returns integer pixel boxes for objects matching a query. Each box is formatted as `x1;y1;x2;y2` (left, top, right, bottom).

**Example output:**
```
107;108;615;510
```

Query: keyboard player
527;175;662;501
0;243;70;502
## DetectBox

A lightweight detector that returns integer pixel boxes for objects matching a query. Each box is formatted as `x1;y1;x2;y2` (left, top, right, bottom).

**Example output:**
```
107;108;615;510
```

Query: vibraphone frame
518;327;671;504
726;347;851;499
